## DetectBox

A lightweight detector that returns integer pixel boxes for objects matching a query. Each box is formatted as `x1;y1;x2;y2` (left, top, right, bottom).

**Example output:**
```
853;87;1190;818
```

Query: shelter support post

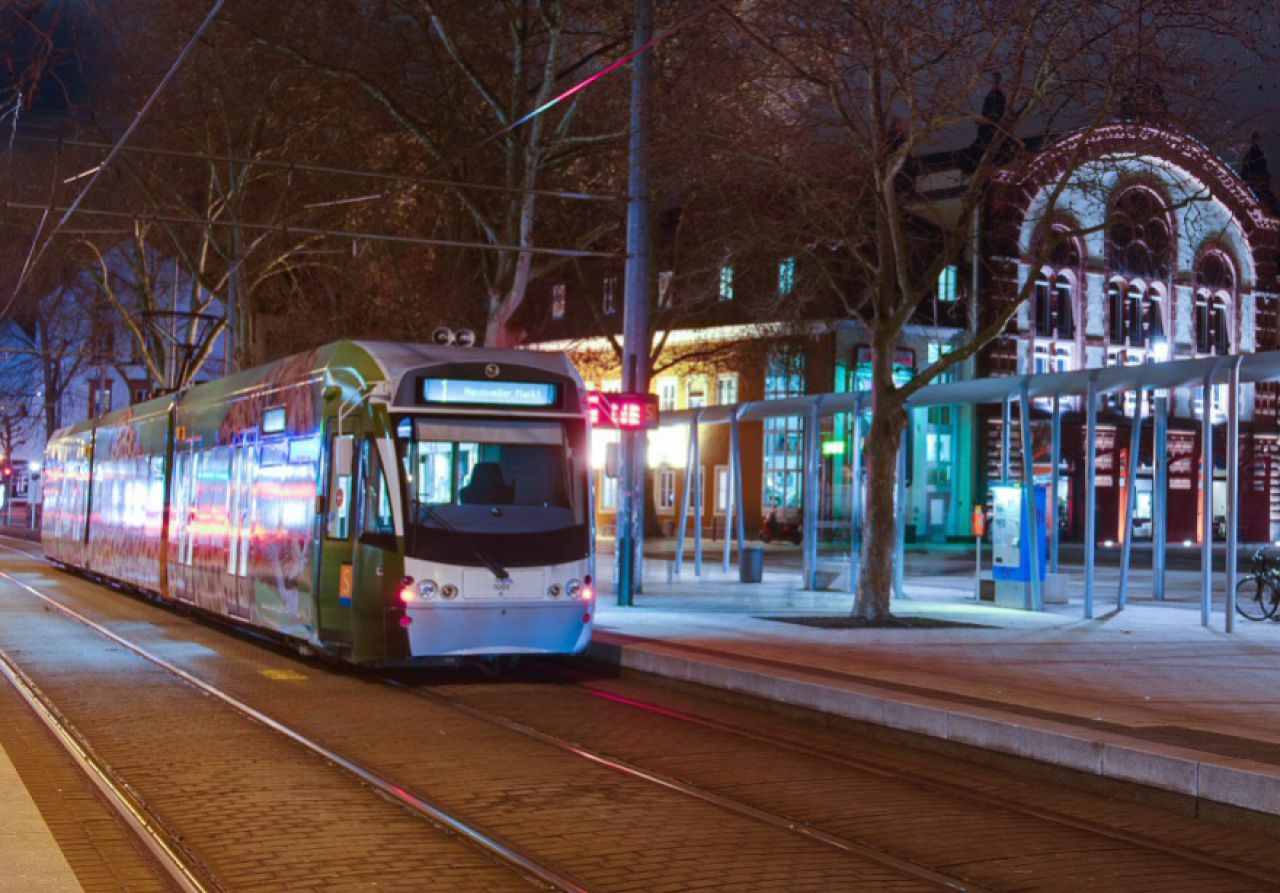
1118;394;1144;610
1226;358;1241;634
723;412;738;574
693;414;703;576
802;400;822;590
1153;394;1168;600
1084;377;1098;619
1201;373;1214;628
1050;393;1061;574
1001;397;1012;482
673;416;697;578
893;414;907;601
1018;382;1044;611
848;396;864;595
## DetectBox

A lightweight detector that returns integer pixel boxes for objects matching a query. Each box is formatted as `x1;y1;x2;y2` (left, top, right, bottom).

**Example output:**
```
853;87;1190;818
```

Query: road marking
260;669;308;682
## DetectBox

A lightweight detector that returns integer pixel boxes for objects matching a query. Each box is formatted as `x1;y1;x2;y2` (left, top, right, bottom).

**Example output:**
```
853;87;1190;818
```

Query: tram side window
363;441;395;536
328;434;354;539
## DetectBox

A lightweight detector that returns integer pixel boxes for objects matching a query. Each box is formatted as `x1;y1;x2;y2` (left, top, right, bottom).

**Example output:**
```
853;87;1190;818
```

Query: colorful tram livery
41;341;595;664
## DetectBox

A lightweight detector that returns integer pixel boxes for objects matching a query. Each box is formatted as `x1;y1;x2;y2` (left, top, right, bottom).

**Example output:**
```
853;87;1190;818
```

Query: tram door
315;419;358;643
226;432;258;619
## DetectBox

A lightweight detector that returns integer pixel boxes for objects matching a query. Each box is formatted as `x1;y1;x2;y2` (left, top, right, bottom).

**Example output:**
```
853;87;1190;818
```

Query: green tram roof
49;340;581;443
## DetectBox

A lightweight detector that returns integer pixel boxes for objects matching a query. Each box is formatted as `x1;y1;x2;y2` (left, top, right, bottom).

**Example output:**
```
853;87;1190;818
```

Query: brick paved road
4;540;1280;892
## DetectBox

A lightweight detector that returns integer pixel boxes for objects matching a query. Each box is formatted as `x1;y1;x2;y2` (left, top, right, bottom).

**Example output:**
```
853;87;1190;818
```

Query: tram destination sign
421;377;559;407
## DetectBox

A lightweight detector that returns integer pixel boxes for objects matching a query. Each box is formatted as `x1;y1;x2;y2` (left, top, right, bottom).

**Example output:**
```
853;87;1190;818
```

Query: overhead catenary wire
7;0;230;314
13;133;620;203
2;201;617;259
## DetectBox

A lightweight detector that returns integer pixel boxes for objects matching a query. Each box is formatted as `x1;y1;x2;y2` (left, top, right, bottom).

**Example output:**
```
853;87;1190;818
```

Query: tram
41;340;595;664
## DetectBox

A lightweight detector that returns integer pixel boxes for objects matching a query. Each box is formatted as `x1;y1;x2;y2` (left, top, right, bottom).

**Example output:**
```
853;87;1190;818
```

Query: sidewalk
0;726;84;892
588;555;1280;819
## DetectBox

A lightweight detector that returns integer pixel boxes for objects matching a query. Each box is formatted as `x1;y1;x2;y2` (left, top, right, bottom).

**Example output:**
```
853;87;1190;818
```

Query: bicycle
1235;547;1280;621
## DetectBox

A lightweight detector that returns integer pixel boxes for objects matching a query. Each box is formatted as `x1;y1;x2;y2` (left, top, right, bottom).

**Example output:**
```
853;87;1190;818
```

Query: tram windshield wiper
415;501;510;582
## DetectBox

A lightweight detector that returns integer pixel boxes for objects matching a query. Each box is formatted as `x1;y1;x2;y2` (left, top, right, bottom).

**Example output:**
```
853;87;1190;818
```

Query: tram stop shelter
649;351;1280;633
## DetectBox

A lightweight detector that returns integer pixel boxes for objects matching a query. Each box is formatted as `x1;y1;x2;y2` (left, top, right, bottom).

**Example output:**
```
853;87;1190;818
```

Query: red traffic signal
1;465;11;479
588;391;660;430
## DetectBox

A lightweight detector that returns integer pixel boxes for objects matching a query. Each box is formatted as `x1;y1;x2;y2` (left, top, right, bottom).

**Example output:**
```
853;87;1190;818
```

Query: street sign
588;391;660;430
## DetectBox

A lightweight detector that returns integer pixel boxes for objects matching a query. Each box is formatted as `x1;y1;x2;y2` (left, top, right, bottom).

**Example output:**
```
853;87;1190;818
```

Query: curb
587;632;1280;817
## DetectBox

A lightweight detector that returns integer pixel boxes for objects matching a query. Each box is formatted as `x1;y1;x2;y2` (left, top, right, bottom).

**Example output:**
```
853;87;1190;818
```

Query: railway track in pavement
3;534;1278;891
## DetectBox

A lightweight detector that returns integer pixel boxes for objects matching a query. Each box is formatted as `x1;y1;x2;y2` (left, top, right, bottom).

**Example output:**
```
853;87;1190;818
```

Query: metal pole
616;0;653;607
1050;392;1061;574
1018;382;1043;611
849;395;864;594
1118;394;1144;610
1226;357;1242;634
1152;394;1168;600
1084;376;1098;619
693;414;704;577
723;415;736;574
802;400;821;590
1201;372;1214;628
1001;397;1012;482
733;410;747;562
673;418;696;577
893;412;907;601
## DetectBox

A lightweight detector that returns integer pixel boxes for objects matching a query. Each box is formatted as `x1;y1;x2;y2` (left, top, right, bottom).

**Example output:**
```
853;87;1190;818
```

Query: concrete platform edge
586;633;1280;816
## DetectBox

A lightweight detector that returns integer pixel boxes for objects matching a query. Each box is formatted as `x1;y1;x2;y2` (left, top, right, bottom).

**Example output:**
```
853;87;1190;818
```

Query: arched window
1108;188;1172;280
1194;251;1235;356
1029;225;1081;344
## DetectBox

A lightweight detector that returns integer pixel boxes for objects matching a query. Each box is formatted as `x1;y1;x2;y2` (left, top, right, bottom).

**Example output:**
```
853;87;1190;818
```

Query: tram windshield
398;416;590;566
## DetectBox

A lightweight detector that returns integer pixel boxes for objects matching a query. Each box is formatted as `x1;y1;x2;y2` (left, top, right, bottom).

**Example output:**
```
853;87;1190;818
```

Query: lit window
686;378;707;408
602;276;618;315
599;473;618;509
716;374;738;405
937;265;958;303
657;469;677;511
551;284;566;320
718;266;734;301
657;378;678;411
778;257;796;296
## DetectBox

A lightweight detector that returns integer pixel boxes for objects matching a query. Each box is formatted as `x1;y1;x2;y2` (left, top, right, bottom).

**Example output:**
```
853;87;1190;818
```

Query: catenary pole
617;0;653;606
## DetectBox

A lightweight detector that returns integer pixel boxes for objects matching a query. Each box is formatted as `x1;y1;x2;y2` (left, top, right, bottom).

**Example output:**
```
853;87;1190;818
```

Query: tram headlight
547;583;563;598
565;579;582;599
441;583;460;600
418;579;438;599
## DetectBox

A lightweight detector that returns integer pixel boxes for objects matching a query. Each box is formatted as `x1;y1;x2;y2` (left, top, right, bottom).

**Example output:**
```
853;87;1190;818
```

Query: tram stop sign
588;391;660;430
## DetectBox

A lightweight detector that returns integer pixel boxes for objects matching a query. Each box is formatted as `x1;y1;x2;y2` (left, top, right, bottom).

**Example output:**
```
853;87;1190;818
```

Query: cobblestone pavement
4;540;1280;892
0;681;173;893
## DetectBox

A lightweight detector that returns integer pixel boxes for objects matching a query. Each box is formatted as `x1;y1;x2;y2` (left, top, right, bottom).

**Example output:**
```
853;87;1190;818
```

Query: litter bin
739;546;764;583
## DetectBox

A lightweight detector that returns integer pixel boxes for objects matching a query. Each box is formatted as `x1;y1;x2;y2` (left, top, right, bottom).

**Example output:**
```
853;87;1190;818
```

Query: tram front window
399;417;589;566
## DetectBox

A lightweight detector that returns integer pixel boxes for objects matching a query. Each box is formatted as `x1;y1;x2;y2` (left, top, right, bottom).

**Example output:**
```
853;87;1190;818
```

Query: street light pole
617;0;653;607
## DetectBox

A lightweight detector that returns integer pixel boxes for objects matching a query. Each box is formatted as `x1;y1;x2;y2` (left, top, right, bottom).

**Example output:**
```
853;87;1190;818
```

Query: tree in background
713;0;1265;620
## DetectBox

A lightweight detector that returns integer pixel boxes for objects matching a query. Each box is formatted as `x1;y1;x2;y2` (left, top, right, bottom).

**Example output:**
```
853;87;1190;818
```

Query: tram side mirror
604;441;620;479
332;435;354;476
315;494;327;515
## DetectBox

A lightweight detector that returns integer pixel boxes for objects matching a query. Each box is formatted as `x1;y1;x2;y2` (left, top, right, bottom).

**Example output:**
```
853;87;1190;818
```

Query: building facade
522;122;1279;549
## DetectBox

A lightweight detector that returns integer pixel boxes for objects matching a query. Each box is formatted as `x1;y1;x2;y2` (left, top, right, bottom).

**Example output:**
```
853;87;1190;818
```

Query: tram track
4;534;1276;891
389;666;1280;891
0;540;974;892
0;549;585;893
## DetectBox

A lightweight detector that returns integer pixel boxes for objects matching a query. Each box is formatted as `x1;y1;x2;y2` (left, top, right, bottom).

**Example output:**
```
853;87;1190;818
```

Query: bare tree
714;0;1263;620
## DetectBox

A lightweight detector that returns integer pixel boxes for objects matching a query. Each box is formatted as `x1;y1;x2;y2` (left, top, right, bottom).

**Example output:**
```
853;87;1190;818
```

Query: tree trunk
852;388;907;621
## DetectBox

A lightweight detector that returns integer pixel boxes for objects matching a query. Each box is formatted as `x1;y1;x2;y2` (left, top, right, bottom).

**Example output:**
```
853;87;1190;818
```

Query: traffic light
1;463;11;481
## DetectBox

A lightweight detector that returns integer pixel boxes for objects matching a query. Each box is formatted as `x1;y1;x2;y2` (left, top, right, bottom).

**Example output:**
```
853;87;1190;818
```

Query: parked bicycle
1235;547;1280;621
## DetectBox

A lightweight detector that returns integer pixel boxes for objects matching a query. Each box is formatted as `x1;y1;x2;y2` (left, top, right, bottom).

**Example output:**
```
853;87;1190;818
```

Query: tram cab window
402;418;585;533
328;434;354;539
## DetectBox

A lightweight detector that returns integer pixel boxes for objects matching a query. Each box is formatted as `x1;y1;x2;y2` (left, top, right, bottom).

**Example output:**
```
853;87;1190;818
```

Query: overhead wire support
8;0;230;309
13;133;620;203
2;201;617;260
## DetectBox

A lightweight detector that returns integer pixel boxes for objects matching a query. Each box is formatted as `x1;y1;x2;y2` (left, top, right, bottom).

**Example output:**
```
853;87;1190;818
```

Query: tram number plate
339;564;353;604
